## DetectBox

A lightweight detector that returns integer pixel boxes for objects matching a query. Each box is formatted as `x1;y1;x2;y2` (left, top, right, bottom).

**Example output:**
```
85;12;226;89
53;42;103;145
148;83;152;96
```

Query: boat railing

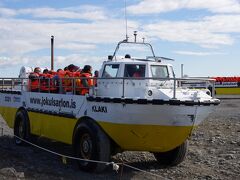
0;77;216;98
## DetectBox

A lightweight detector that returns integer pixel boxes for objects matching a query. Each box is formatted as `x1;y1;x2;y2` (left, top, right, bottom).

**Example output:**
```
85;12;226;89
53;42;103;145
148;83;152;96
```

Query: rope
0;131;166;178
13;135;115;165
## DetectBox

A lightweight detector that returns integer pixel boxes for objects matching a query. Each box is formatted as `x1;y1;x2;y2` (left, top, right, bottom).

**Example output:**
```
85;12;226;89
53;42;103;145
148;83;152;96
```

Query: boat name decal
92;105;107;113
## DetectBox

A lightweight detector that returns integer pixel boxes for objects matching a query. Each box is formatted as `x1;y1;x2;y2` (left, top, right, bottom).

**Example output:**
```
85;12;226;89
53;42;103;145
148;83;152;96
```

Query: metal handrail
111;40;156;61
0;77;216;98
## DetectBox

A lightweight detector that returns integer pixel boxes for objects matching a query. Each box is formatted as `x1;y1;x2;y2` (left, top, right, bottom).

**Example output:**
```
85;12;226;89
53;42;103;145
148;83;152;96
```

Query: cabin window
102;64;119;78
151;65;169;78
124;64;146;77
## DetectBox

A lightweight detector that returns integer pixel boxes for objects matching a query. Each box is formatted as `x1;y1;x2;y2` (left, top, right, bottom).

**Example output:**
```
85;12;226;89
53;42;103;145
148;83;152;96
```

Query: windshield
102;64;119;78
151;65;169;78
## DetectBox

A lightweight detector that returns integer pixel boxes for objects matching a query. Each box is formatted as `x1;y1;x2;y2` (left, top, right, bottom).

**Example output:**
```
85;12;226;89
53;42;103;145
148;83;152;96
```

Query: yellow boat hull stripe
0;106;193;152
98;122;193;152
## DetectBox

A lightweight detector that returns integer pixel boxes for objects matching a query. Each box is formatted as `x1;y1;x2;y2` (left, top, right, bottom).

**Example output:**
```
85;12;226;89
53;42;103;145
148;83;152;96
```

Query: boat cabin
97;59;175;99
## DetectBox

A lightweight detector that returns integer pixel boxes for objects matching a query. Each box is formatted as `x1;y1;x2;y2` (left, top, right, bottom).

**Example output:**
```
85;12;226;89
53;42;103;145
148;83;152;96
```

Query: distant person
94;70;99;77
28;67;41;92
57;68;63;72
93;70;99;86
125;54;131;58
133;66;145;78
64;66;69;71
79;65;93;95
67;64;75;72
52;69;65;93
43;69;49;74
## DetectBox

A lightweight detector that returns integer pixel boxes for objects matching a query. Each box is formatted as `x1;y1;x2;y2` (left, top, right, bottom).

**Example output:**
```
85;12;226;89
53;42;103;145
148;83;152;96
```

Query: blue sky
0;0;240;77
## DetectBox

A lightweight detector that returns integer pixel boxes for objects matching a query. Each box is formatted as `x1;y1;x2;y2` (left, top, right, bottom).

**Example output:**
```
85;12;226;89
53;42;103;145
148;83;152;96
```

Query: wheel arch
72;116;97;148
72;116;120;155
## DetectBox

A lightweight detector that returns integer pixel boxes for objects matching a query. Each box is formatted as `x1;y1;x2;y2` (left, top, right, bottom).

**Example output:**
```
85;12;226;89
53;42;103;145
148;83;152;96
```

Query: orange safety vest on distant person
79;73;93;95
40;73;57;92
63;71;73;92
28;72;40;91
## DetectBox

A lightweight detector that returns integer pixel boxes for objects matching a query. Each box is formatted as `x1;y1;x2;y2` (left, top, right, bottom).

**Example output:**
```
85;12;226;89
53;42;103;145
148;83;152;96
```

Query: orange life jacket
40;73;57;93
79;73;93;95
28;72;40;91
63;71;74;92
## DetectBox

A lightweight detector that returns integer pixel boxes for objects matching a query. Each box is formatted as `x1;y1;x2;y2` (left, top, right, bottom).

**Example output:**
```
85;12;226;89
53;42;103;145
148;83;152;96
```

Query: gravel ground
0;98;239;180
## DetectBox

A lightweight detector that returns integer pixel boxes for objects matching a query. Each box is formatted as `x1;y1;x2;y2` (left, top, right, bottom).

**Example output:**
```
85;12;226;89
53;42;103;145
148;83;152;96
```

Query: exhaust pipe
51;35;54;71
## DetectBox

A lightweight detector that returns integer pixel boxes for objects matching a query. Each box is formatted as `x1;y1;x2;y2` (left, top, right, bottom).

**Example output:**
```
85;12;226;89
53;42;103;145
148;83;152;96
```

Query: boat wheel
153;140;188;166
14;110;30;145
80;133;93;164
74;119;111;172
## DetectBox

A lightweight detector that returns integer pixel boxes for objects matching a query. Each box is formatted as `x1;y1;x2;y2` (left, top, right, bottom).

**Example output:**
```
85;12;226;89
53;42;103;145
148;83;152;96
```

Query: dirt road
0;99;239;179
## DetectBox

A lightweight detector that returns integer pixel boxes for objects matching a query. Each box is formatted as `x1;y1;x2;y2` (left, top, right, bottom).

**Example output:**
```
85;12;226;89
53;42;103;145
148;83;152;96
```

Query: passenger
64;66;69;71
73;66;81;94
38;68;58;93
48;70;57;75
125;54;131;58
93;70;99;86
43;69;49;74
68;64;76;72
64;64;81;93
79;65;93;95
133;65;145;78
125;65;136;77
57;68;63;73
73;65;81;73
63;65;74;92
28;67;41;92
94;70;99;77
53;69;65;93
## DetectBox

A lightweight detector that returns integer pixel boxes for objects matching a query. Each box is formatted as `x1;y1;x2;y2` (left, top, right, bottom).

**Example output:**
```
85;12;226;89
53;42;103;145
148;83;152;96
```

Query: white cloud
0;6;107;20
144;14;240;48
174;50;225;56
127;0;240;15
18;6;106;21
0;8;17;17
1;2;240;74
187;0;240;13
0;17;139;55
55;54;103;69
57;43;96;51
0;54;104;76
0;4;140;70
127;0;182;14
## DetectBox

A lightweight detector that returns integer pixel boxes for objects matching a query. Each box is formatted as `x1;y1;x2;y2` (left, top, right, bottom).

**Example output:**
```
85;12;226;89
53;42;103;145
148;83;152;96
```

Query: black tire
153;140;188;166
73;120;111;173
14;110;31;145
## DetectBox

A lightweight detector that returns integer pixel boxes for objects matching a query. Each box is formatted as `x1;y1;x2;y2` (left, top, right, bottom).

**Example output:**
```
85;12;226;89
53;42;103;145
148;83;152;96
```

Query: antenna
124;0;128;41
